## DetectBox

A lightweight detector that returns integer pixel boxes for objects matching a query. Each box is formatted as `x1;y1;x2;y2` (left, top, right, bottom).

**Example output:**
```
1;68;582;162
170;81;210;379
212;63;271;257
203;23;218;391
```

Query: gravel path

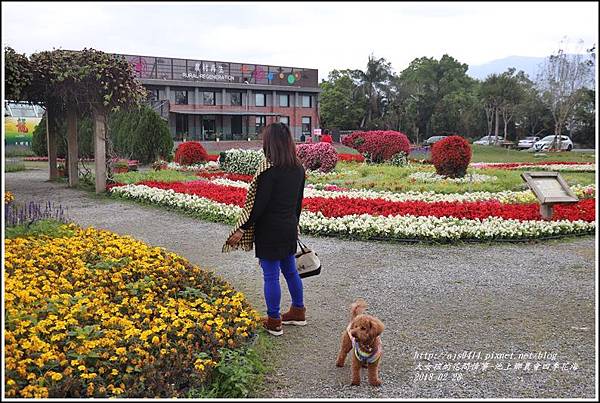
5;168;597;399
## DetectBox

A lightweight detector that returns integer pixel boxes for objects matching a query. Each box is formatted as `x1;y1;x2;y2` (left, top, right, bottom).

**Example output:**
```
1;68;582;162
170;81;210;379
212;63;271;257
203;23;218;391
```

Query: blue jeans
259;253;304;319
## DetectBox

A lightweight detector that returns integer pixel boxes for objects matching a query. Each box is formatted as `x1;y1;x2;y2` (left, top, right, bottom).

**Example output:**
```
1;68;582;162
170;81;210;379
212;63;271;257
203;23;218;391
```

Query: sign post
521;172;579;220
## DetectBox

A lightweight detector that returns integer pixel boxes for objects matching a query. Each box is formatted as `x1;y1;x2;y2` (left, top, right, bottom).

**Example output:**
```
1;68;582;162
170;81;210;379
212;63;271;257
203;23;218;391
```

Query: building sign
313;129;322;136
119;54;318;87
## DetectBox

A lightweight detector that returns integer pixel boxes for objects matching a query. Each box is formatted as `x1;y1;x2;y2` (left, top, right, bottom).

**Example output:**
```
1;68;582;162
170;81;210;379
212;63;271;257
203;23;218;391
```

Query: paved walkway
5;168;597;399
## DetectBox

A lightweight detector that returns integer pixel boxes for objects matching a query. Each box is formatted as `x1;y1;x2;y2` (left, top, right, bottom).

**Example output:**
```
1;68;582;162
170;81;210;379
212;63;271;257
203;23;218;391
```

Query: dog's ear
369;317;385;337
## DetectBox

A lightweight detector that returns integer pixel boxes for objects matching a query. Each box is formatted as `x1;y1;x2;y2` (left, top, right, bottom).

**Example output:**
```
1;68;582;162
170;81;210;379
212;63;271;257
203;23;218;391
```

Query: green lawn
334;143;596;163
113;170;198;184
307;161;595;194
469;145;596;163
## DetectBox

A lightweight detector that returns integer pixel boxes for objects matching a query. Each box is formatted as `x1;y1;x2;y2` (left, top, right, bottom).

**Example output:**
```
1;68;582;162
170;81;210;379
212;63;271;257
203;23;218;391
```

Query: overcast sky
2;1;597;80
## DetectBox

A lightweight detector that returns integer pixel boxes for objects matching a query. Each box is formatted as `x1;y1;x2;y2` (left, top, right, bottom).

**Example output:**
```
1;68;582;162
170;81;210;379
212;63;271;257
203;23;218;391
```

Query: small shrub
174;142;209;165
342;130;410;163
220;149;264;175
388;152;409;167
431;135;472;178
297;142;338;173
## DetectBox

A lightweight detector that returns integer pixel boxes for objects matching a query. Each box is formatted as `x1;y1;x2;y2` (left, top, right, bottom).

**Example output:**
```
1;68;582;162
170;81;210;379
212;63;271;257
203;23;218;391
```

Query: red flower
174;142;209;165
431;136;471;178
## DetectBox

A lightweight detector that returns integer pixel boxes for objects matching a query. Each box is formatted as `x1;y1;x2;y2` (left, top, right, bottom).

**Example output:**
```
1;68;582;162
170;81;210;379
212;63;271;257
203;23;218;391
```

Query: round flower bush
174;142;209;166
4;225;259;398
220;149;264;175
431;135;472;178
297;142;338;173
342;130;410;163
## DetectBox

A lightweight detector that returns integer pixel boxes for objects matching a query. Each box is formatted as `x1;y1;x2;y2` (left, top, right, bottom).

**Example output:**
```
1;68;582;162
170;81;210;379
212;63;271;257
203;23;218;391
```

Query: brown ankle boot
281;306;306;326
262;316;283;336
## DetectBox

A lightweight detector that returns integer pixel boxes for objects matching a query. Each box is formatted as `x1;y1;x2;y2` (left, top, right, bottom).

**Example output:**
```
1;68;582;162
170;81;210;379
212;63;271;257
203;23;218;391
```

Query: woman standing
223;122;306;336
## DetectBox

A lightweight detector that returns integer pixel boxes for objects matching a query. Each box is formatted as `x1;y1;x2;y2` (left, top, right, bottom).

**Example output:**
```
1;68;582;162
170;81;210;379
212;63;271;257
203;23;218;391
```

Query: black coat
240;165;305;260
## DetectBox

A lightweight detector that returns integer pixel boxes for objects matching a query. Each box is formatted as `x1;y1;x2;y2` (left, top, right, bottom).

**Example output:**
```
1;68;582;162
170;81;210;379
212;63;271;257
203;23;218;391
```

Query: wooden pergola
6;47;146;193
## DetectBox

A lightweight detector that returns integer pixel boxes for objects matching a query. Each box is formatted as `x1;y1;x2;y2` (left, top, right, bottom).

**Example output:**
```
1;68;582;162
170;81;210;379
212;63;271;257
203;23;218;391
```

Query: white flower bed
156;160;219;172
110;184;595;242
306;169;359;178
409;172;498;183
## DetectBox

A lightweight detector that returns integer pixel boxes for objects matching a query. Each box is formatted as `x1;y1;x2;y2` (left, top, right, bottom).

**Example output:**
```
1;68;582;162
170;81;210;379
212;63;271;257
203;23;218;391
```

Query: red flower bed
207;154;219;161
338;154;365;162
301;196;595;222
129;180;595;223
138;180;247;206
197;171;254;182
476;161;595;169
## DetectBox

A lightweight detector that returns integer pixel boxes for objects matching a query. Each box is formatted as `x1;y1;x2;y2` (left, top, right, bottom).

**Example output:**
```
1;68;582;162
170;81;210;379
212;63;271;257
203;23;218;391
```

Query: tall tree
399;54;471;139
537;39;595;149
350;54;393;129
319;70;366;130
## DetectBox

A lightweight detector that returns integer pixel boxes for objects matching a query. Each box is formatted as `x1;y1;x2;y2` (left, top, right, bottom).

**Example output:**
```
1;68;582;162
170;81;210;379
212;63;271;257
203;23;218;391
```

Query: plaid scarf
222;157;272;253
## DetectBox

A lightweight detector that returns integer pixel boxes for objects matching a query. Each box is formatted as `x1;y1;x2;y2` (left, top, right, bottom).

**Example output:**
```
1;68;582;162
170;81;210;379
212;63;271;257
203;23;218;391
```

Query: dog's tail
350;298;367;318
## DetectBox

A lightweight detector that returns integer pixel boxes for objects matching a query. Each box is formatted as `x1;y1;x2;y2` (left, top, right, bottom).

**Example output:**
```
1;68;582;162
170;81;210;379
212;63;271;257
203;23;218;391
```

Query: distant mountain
467;56;548;80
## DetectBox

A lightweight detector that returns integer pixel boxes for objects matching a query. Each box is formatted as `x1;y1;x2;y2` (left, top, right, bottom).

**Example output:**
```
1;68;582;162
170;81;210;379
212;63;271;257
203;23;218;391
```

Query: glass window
256;116;266;132
231;92;243;106
203;91;215;105
279;116;289;126
302;95;312;108
279;94;290;107
255;93;266;107
302;116;311;135
175;90;188;105
175;114;189;141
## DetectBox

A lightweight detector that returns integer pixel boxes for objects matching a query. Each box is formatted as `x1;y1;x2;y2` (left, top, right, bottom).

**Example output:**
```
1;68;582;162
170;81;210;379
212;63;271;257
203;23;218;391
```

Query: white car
473;135;504;145
532;135;573;152
517;136;540;149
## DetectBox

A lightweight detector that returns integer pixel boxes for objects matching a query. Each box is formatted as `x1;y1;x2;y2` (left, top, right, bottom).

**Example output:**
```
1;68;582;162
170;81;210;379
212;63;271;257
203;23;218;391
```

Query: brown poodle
336;298;384;386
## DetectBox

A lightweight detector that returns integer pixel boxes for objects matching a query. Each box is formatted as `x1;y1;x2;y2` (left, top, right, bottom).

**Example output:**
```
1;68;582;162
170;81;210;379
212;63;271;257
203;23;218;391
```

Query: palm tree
351;54;392;128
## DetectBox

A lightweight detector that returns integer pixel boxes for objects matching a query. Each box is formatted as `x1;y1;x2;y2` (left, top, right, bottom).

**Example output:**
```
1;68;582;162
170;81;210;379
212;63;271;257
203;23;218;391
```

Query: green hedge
32;105;173;164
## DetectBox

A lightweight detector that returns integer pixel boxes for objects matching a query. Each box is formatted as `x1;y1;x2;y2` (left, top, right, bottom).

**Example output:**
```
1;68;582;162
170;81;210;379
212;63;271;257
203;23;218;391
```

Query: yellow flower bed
4;225;260;398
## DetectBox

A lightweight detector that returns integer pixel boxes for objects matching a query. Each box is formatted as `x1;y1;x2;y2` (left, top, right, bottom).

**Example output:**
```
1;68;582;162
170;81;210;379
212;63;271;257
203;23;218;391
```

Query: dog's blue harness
347;326;381;365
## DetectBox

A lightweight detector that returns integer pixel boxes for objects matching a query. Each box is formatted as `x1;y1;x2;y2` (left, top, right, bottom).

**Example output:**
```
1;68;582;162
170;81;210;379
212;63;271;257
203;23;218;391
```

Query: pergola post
93;108;107;193
46;105;58;180
66;105;79;187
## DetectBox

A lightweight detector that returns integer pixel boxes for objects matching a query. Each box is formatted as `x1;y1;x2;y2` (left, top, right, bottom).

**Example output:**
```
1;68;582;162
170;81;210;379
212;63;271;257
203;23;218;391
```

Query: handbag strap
297;239;309;253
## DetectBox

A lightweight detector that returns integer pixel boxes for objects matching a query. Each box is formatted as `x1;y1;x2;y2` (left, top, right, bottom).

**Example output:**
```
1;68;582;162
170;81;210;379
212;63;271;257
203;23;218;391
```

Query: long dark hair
262;122;302;168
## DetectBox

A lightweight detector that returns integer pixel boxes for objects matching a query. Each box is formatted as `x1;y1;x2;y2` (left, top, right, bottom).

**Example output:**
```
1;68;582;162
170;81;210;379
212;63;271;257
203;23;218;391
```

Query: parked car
517;136;540;149
532;135;573;152
424;135;447;146
473;135;504;145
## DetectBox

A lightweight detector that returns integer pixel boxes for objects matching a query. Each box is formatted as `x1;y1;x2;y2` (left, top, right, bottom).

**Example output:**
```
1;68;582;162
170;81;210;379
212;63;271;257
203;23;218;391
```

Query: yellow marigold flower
51;372;63;381
77;365;86;371
115;347;126;356
111;369;119;376
151;336;160;345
